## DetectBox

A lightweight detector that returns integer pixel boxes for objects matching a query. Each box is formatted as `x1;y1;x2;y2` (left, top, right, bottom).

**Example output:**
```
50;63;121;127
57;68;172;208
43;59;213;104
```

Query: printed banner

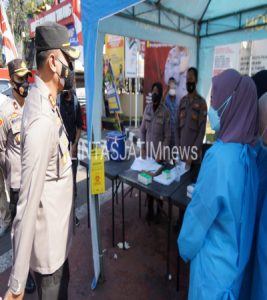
104;60;121;112
213;44;240;76
213;39;267;77
67;24;79;47
240;39;267;76
125;37;138;78
90;148;105;195
144;42;189;104
105;34;124;84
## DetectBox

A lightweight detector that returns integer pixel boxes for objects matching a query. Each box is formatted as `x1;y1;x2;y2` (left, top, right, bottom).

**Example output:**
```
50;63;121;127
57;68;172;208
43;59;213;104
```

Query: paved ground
0;165;189;299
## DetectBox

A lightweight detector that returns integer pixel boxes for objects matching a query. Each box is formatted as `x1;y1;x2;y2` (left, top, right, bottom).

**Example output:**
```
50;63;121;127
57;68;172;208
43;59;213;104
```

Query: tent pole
135;47;138;128
196;22;201;70
129;79;132;127
95;194;105;282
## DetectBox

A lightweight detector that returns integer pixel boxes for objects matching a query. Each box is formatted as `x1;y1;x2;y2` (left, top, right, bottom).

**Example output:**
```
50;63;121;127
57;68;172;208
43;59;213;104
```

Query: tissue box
162;169;171;180
138;172;152;185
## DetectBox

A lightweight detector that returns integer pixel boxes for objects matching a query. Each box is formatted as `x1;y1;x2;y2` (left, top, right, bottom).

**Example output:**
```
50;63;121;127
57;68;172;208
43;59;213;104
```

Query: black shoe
75;216;80;227
25;272;35;294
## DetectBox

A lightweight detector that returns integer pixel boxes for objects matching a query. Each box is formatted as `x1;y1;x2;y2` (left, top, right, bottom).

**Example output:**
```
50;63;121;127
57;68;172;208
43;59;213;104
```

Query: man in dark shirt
59;89;83;226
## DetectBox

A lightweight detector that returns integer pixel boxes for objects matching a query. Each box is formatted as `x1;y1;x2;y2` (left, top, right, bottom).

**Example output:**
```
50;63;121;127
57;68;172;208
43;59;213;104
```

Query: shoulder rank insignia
56;117;61;126
11;112;18;119
49;94;56;110
15;133;21;144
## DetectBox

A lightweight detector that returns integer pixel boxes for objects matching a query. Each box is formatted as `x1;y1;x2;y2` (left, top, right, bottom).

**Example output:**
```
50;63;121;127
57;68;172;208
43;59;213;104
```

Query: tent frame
200;4;267;38
118;1;198;37
117;1;267;39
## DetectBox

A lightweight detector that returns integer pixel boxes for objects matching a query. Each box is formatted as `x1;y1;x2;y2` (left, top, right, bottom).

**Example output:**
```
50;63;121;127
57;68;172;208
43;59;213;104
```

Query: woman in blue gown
250;92;267;300
239;71;267;300
178;69;259;300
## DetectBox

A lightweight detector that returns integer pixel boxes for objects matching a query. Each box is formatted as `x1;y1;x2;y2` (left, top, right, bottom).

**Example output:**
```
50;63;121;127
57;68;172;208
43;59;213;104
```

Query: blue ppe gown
250;144;267;300
178;140;258;300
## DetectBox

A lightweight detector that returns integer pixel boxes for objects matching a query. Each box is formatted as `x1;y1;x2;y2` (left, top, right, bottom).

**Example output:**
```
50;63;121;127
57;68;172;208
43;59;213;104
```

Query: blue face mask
208;95;233;132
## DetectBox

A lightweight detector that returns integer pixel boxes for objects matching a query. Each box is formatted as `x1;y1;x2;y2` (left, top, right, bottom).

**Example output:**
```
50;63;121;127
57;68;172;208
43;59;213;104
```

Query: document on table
153;168;177;186
153;162;190;186
177;161;189;176
130;157;162;172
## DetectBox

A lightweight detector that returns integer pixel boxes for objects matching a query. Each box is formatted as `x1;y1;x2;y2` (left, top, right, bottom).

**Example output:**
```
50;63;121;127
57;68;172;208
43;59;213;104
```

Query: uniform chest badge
191;112;198;121
15;133;21;144
11;112;18;119
180;111;186;118
0;118;3;127
193;103;200;110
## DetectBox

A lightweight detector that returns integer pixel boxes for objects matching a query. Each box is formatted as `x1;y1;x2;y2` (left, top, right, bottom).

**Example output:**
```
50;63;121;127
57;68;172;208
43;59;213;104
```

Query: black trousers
34;260;70;300
72;159;78;198
9;188;19;222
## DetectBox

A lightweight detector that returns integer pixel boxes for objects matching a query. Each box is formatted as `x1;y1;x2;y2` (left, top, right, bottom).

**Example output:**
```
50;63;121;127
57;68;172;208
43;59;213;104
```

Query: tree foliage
6;0;55;43
6;0;28;43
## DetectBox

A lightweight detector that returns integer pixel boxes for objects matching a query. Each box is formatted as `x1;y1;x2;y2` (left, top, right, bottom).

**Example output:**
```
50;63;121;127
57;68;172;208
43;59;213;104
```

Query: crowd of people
0;18;266;300
140;63;267;299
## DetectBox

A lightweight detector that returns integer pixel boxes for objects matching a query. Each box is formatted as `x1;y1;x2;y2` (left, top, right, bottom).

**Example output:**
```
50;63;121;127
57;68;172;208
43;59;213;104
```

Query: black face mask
186;82;196;94
62;90;72;101
152;93;161;105
57;58;74;91
13;81;29;97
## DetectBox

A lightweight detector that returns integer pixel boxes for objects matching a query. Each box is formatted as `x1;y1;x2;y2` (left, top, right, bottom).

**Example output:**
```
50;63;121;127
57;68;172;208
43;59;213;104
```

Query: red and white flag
73;0;82;45
0;1;18;64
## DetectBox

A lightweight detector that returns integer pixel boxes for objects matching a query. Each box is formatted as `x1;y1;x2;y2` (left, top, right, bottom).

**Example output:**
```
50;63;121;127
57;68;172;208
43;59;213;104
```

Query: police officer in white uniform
3;22;80;300
0;59;36;294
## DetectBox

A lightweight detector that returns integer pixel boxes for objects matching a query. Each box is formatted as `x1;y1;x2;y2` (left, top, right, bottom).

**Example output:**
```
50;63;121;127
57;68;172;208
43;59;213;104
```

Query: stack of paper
130;157;162;172
153;168;177;186
187;183;196;198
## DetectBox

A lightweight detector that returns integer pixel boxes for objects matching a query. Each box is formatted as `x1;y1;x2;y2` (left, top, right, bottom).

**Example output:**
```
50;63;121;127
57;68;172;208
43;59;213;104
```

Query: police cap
35;22;80;60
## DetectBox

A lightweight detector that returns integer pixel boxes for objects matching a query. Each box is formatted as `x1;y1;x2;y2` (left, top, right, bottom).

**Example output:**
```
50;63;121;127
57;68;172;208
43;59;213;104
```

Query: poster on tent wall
250;40;267;75
239;39;267;76
105;34;125;85
125;38;145;78
144;42;189;106
125;37;138;78
213;39;267;77
212;44;240;77
104;60;121;112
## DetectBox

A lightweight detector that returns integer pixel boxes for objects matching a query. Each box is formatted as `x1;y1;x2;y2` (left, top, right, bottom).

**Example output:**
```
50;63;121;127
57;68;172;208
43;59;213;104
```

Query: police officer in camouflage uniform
3;22;80;300
176;67;207;182
140;82;171;221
